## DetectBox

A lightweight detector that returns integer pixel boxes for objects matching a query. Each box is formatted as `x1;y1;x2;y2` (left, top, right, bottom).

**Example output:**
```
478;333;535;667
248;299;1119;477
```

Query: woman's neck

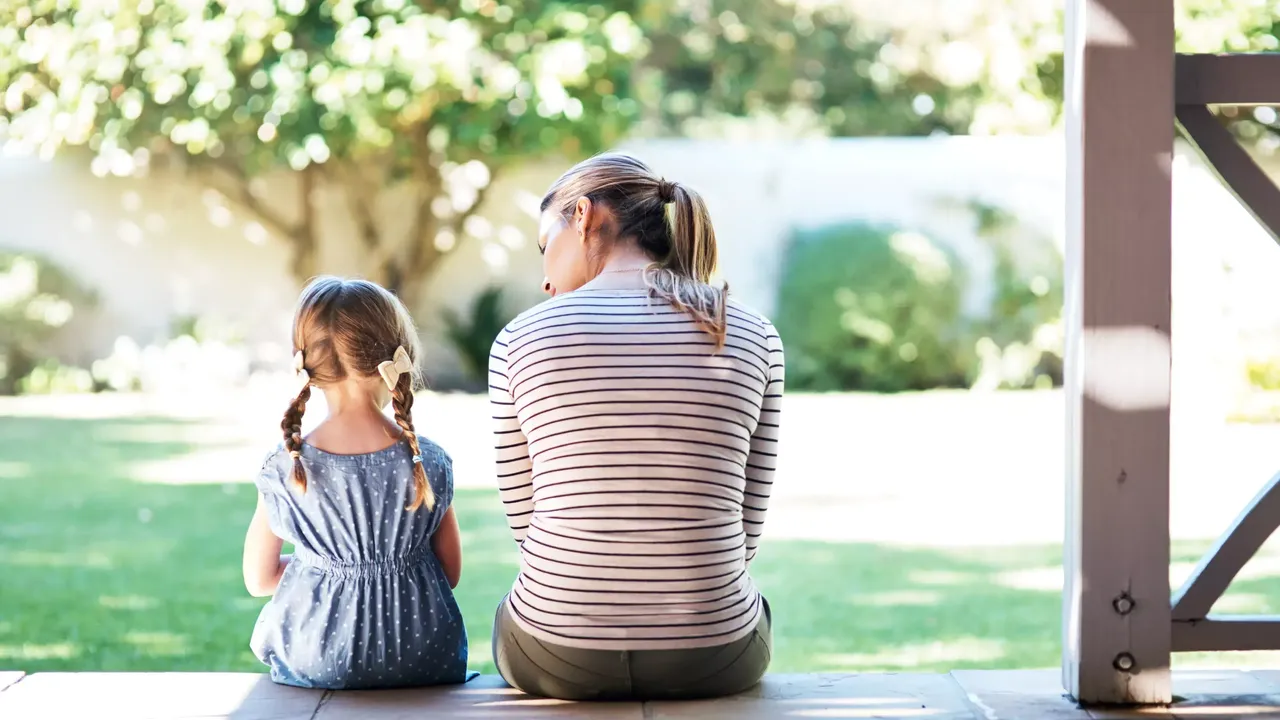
579;246;653;291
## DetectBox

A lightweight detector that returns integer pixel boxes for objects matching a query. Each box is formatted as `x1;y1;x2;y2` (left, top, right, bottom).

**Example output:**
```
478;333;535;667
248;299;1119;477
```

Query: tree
0;0;1089;312
0;0;645;306
632;0;983;138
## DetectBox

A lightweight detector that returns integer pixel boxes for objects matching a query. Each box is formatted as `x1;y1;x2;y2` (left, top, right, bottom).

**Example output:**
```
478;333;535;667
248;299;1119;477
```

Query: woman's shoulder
727;299;778;333
494;292;607;344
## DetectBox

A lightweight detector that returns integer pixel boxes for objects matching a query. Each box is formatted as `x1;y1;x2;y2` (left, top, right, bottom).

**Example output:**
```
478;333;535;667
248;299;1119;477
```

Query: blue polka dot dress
249;437;472;689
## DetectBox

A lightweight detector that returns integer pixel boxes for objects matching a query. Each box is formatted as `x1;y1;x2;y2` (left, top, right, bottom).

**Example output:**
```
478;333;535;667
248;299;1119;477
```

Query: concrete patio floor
4;669;1280;719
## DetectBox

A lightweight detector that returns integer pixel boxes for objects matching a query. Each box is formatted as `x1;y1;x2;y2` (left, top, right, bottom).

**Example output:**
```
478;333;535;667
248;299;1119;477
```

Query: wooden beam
1176;53;1280;105
1177;104;1280;246
1172;473;1280;621
1063;0;1173;706
1173;617;1280;652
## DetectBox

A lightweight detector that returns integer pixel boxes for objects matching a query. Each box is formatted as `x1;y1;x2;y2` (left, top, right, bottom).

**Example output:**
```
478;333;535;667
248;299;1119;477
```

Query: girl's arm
432;506;463;589
243;495;289;597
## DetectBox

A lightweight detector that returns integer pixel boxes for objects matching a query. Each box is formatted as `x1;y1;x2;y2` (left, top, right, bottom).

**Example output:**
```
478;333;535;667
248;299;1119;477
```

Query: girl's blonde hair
541;153;728;345
283;276;434;511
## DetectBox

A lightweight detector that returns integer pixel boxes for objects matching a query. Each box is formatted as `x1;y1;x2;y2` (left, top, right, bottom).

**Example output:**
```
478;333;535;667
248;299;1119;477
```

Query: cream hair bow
378;346;413;391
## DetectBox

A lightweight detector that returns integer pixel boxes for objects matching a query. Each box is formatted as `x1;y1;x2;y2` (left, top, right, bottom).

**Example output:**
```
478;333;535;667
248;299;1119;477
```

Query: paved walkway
4;669;1280;719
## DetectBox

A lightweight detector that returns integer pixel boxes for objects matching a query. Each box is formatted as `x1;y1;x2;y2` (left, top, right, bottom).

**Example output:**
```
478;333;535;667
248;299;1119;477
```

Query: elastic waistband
295;543;432;579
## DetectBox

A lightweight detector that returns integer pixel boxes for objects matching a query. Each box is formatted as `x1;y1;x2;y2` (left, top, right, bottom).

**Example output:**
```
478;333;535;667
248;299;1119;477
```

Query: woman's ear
576;197;593;241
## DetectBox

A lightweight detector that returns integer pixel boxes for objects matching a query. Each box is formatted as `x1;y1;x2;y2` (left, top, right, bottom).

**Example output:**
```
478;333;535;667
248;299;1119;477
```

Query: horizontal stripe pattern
489;289;784;650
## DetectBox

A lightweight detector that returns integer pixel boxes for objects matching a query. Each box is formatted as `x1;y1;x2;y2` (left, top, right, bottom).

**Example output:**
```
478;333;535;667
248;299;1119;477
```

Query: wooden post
1063;0;1173;706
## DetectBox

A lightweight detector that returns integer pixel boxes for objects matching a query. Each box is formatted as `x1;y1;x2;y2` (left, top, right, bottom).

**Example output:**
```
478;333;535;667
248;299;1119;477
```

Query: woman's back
251;439;469;688
490;289;784;650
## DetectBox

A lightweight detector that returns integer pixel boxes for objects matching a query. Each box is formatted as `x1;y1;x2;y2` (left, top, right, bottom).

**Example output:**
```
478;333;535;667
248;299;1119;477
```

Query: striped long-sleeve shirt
488;289;784;650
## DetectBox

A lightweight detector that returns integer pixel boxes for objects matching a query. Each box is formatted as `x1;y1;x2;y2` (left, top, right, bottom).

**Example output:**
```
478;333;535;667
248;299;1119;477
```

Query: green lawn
1;411;1276;675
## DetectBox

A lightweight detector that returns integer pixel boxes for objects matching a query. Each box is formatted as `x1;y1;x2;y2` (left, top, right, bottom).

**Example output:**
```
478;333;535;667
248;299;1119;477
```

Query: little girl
242;276;469;689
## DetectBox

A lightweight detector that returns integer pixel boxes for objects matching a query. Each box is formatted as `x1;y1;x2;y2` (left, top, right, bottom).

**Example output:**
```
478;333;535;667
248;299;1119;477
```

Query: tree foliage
0;0;645;303
634;0;979;138
12;0;1220;308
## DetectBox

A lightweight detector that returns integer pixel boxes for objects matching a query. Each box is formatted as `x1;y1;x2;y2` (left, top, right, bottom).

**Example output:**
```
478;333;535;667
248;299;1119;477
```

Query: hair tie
377;345;414;391
292;350;310;389
657;179;677;204
411;454;423;465
289;450;301;460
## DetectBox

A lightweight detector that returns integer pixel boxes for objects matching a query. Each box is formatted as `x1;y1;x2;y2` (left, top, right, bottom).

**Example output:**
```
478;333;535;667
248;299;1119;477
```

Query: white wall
624;136;1065;318
0;152;556;383
4;137;1277;398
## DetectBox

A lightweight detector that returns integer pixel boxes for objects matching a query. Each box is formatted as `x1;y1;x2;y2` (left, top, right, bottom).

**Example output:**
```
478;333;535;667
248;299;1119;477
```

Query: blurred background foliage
2;1;1280;395
0;251;97;395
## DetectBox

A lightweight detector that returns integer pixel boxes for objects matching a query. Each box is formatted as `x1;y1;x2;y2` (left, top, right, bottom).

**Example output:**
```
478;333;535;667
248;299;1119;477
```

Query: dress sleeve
253;447;288;532
489;327;534;543
744;324;784;565
428;441;455;515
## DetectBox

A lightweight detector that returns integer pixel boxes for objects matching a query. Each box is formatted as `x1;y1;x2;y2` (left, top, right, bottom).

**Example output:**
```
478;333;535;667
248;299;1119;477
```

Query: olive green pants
492;597;771;701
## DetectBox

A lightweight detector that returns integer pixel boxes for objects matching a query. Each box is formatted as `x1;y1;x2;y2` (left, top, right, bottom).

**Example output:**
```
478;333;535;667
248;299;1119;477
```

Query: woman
487;154;784;701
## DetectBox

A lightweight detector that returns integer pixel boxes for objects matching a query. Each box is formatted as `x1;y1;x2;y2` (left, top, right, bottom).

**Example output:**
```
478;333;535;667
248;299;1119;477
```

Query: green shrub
0;251;97;395
443;286;516;389
18;360;95;395
775;223;977;392
775;209;1064;393
969;203;1064;390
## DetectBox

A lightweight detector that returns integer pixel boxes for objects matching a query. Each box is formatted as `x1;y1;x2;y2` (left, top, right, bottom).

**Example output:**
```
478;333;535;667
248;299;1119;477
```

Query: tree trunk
290;165;319;283
273;156;493;308
391;243;442;312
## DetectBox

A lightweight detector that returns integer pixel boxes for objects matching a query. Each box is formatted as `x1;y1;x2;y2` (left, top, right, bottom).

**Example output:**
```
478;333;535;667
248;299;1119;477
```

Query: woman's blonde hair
542;153;728;345
283;276;434;511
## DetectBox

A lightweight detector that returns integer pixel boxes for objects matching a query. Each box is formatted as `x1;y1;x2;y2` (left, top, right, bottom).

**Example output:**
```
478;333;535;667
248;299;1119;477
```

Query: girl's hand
432;506;463;589
243;494;289;597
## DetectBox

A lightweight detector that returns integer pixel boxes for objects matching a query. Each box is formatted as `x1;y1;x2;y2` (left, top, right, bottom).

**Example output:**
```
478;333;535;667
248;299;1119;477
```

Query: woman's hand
243;494;289;597
432;506;463;589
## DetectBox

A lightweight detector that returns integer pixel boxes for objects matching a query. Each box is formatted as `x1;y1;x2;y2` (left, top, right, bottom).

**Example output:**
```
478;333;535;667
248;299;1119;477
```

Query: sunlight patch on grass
993;566;1061;592
1170;553;1280;593
1176;651;1280;669
907;570;972;586
1235;554;1280;582
1170;561;1200;588
93;423;209;444
0;642;79;660
817;637;1006;670
849;590;942;607
1211;593;1272;614
129;448;262;485
468;641;492;666
2;549;113;569
229;597;267;612
0;461;28;479
99;595;159;611
123;631;189;657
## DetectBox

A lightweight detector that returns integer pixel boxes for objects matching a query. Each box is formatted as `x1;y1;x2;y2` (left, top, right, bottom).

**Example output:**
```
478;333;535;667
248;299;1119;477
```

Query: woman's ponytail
645;181;729;347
